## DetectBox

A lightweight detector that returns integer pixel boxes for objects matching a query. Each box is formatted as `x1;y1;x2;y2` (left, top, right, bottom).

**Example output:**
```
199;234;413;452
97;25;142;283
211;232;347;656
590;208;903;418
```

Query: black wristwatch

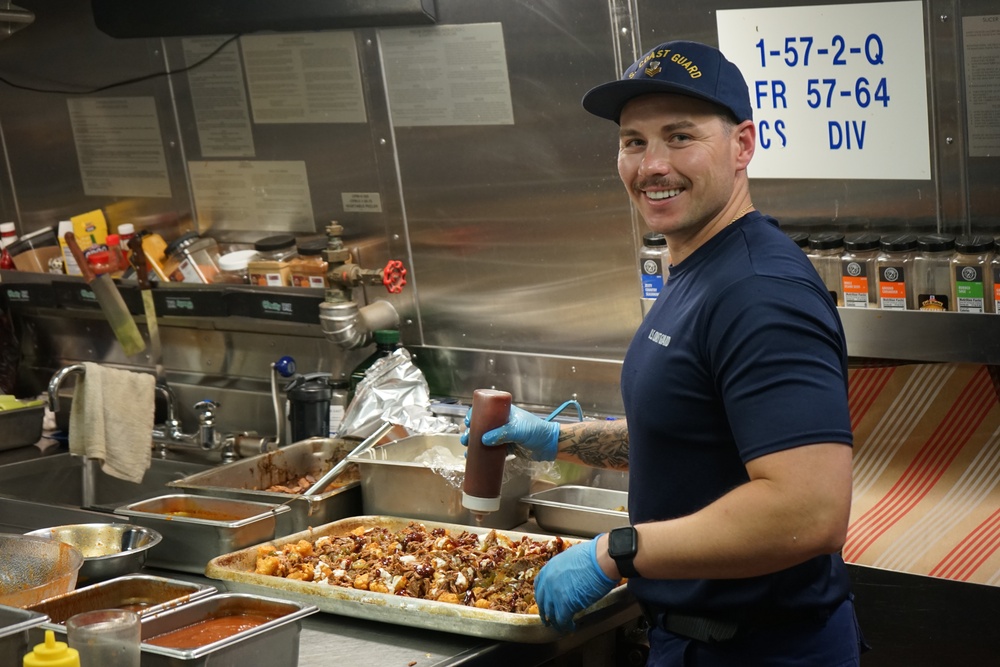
607;526;641;579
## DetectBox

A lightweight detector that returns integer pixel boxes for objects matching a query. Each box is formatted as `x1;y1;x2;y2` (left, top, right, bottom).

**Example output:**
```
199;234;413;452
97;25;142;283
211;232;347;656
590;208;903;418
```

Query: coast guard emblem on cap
643;61;662;78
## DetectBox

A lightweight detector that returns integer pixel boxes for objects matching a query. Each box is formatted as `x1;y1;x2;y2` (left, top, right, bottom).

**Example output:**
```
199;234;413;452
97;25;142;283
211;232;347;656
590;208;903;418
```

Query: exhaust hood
91;0;437;38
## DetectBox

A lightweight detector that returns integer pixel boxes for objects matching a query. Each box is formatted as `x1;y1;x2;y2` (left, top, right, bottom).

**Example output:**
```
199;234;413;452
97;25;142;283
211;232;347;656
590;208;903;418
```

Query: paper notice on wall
963;15;1000;157
241;32;366;124
717;1;931;180
189;160;315;232
342;192;383;213
183;37;255;158
379;23;514;127
67;97;172;197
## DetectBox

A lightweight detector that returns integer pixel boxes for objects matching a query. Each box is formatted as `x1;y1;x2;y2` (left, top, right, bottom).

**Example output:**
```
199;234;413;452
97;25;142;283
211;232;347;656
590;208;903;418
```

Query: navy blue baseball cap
582;41;753;124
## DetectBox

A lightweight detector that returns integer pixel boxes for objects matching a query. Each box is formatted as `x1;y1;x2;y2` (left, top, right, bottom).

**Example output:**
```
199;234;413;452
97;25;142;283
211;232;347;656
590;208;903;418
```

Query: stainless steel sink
0;453;212;517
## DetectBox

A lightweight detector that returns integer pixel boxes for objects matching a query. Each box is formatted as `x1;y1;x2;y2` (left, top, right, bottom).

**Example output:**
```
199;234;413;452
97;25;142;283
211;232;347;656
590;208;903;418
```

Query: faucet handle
193;399;219;417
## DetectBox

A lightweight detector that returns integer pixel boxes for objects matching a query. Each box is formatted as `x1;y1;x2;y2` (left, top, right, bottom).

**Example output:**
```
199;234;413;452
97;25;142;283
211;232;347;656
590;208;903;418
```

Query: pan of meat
204;515;633;642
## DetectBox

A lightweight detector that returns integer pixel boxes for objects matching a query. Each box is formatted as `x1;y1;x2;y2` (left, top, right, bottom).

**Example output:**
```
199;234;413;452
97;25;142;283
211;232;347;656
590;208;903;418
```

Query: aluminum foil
339;349;459;440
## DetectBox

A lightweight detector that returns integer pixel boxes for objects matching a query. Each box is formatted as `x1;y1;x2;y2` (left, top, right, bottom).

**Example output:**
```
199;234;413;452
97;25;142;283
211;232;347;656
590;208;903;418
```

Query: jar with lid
951;235;995;314
86;250;113;275
807;232;846;305
876;233;918;310
289;238;328;288
211;249;259;284
253;234;298;261
639;232;669;316
116;223;135;266
164;232;221;284
912;234;956;311
840;233;880;308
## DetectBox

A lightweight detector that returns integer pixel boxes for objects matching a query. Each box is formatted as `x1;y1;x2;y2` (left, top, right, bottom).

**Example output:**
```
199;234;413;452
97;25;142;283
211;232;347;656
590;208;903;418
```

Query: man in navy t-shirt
464;40;863;666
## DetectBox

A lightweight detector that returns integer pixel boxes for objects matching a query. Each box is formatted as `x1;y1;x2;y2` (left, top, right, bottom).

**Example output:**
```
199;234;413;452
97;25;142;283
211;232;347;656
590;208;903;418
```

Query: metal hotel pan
0;604;49;666
205;515;635;643
28;574;216;625
167;437;363;536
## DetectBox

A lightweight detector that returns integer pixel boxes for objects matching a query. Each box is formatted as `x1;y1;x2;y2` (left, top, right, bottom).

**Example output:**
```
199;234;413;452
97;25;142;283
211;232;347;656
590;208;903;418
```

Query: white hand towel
69;361;155;484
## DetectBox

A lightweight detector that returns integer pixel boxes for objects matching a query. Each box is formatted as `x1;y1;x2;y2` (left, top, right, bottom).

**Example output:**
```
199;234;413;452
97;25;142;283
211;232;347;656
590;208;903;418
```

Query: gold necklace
730;203;755;224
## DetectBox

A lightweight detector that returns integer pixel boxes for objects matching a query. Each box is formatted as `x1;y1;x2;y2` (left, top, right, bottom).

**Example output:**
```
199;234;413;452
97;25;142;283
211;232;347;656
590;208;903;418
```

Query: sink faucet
47;363;86;413
151;387;234;459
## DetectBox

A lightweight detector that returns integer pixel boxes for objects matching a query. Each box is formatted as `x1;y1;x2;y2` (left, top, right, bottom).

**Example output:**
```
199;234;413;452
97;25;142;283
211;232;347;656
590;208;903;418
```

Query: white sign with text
717;1;930;180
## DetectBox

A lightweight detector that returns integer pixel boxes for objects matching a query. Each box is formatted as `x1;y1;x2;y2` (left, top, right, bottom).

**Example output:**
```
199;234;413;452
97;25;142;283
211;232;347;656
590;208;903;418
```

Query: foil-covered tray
205;515;632;643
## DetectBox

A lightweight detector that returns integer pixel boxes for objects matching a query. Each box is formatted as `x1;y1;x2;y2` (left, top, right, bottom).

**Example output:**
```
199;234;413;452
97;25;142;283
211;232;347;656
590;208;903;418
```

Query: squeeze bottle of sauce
23;629;80;667
462;389;512;521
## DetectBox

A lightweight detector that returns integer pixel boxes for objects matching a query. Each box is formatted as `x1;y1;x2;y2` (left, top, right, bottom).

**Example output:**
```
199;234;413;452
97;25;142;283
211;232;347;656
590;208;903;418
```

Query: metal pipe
46;363;86;412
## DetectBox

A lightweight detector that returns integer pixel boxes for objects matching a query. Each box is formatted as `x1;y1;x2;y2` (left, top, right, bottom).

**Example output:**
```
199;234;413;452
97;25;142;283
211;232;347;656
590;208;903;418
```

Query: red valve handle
382;259;407;294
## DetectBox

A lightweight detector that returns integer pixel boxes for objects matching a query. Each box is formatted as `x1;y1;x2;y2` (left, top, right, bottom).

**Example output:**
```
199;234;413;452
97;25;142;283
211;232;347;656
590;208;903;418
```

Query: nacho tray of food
205;515;631;643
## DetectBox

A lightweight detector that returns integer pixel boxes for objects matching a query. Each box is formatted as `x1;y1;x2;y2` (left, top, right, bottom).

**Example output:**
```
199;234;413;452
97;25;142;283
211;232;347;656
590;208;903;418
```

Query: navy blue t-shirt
621;212;853;619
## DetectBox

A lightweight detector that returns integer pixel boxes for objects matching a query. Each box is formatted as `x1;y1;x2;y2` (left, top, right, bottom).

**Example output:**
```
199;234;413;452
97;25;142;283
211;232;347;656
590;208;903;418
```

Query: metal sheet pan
205;515;632;643
167;438;362;536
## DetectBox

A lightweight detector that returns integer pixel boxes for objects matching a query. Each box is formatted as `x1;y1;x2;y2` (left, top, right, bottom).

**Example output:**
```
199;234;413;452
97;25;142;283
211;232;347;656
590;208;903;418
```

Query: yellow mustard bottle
23;629;80;667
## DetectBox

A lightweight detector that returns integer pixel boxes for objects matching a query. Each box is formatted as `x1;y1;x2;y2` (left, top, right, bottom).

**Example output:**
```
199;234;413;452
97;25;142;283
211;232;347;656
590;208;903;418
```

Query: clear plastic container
913;234;956;311
164;232;221;284
807;232;846;305
211;249;259;284
876;233;918;311
951;234;995;314
639;232;669;316
840;233;880;308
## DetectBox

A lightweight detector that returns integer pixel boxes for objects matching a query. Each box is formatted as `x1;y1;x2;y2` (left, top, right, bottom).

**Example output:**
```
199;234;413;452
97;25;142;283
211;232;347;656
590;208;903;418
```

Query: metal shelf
839;307;1000;365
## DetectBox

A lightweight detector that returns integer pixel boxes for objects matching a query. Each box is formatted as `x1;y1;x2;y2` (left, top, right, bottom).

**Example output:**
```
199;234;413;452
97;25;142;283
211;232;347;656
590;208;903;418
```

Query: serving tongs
271;421;394;512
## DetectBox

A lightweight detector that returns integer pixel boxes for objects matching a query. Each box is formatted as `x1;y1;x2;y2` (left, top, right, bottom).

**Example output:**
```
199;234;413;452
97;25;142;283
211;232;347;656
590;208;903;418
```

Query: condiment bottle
913;234;956;311
0;221;17;249
139;231;182;283
876;233;918;310
462;389;512;519
992;238;1000;314
86;250;113;275
807;232;846;305
951;234;995;314
105;233;127;276
117;223;135;265
639;232;669;316
23;629;80;667
840;232;880;309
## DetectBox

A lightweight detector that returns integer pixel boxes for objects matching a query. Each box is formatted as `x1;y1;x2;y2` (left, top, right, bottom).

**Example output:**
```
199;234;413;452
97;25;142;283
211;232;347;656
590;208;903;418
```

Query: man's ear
734;120;756;171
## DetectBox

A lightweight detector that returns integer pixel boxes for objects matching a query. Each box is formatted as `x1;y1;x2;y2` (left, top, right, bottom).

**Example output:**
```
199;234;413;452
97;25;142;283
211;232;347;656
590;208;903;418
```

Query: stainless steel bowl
25;524;162;585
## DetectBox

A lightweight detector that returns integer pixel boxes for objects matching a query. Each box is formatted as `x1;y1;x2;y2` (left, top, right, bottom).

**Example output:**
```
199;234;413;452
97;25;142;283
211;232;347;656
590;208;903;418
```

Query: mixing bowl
0;533;84;607
25;524;162;584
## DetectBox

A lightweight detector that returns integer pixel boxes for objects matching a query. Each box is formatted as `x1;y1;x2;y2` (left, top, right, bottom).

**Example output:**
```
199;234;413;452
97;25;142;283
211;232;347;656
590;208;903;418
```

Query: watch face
609;527;637;556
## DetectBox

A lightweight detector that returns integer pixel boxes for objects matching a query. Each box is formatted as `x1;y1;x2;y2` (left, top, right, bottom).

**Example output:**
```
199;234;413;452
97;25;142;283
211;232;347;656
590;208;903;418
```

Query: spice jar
211;249;259;284
951;235;995;314
164;232;221;284
807;232;845;305
253;234;298;261
840;233;880;309
289;238;328;288
876;233;918;310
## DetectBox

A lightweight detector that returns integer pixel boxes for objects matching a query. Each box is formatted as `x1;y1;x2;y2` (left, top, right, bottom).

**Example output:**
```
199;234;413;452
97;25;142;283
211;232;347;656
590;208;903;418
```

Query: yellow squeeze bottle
23;629;80;667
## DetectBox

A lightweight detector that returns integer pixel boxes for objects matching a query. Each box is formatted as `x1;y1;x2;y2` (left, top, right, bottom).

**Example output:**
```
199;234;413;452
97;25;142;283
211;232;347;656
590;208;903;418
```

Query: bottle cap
164;231;201;257
844;232;881;252
117;223;135;235
642;232;667;247
106;233;120;246
808;232;845;250
374;329;400;345
87;250;110;265
23;629;80;667
955;234;995;254
0;222;16;234
254;234;296;252
879;233;918;252
917;234;956;252
296;237;327;256
785;231;809;248
218;249;259;271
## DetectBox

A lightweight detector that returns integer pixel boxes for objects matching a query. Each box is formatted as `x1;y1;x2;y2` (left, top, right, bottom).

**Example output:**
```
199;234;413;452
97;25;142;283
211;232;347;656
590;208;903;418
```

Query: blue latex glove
534;536;618;633
460;404;560;461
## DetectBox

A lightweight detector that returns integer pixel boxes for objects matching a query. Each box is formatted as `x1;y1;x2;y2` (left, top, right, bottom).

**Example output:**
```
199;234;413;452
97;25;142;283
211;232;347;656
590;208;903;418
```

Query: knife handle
128;234;151;289
64;232;96;283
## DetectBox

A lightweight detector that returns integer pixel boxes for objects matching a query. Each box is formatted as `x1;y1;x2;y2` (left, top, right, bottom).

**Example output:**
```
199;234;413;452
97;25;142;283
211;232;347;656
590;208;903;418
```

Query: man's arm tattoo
561;420;629;470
